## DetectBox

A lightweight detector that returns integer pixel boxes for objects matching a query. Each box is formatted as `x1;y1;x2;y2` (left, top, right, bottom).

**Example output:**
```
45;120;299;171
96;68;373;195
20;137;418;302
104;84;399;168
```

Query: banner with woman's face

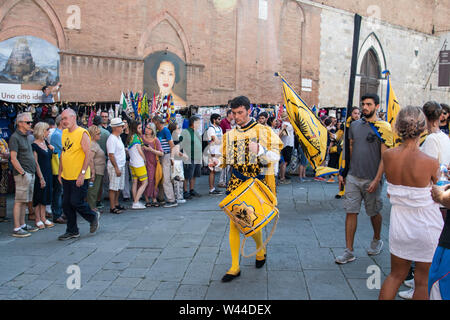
144;51;187;107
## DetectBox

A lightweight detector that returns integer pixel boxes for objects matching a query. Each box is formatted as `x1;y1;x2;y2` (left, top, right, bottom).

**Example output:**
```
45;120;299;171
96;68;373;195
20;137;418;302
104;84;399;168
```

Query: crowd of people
0;92;449;300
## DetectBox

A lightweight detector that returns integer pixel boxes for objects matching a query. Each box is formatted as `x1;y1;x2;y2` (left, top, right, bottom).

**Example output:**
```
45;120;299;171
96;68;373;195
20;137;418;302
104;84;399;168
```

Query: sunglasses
366;132;377;143
20;121;33;125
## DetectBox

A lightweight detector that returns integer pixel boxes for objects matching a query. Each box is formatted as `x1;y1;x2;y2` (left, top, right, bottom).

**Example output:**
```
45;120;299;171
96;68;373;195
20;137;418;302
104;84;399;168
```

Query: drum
219;178;278;238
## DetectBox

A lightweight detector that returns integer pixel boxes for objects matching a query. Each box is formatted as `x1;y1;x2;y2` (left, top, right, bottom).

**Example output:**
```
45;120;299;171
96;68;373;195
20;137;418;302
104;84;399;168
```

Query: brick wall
0;0;447;107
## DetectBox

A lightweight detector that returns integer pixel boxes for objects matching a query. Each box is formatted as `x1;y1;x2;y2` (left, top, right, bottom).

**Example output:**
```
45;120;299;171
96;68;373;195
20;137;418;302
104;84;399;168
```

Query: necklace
36;140;47;150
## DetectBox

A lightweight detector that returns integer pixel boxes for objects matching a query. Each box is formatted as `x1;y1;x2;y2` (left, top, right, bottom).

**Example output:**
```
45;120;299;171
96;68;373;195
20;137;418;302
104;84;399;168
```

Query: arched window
359;49;380;97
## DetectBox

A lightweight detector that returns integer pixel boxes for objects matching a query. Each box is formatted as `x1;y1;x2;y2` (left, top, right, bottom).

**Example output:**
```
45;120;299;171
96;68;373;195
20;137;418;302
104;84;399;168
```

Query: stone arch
355;33;387;107
357;32;387;77
138;11;192;64
0;0;66;49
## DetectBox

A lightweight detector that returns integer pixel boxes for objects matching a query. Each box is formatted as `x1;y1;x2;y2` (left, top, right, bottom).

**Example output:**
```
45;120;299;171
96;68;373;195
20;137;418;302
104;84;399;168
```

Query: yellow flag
278;73;328;170
315;166;339;178
385;72;402;146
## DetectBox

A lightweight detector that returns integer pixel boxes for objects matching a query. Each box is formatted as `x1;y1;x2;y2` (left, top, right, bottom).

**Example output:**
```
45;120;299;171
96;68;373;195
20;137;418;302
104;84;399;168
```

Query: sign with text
0;83;42;103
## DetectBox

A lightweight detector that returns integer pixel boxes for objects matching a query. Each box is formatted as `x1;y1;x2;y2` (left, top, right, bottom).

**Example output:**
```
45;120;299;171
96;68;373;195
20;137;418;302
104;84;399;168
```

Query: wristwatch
21;171;26;176
81;170;86;175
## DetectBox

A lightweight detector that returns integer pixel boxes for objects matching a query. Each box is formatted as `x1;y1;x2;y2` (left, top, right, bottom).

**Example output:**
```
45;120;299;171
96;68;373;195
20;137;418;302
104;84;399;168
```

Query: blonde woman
32;122;55;229
87;125;106;213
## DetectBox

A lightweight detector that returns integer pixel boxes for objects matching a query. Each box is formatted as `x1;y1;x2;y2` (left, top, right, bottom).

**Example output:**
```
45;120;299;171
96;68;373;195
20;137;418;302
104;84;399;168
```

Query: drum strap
240;214;279;258
232;169;265;182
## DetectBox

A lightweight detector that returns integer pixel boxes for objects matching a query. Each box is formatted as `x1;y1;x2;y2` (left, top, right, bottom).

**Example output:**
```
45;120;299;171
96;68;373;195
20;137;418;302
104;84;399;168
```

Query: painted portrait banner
143;51;187;108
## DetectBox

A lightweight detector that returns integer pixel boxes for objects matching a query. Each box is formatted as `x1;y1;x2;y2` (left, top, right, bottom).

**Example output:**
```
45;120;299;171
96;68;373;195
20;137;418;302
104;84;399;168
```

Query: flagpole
342;14;362;180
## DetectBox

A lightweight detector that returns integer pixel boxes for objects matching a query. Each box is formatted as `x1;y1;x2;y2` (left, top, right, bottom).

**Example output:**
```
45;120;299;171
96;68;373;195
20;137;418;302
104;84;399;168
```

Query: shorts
184;163;201;180
130;165;148;182
14;172;35;203
343;174;383;217
281;146;293;165
298;147;307;166
108;165;125;191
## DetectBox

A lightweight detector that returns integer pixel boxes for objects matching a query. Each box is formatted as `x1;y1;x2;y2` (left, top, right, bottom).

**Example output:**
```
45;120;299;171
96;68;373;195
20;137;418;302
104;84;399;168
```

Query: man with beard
336;94;393;264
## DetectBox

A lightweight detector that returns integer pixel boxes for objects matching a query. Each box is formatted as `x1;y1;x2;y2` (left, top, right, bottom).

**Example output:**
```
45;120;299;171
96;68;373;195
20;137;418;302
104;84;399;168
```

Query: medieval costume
220;119;283;281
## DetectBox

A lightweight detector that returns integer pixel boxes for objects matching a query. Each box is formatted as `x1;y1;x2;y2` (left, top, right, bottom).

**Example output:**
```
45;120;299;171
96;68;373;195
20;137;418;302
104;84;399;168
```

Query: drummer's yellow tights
227;219;266;275
227;175;274;275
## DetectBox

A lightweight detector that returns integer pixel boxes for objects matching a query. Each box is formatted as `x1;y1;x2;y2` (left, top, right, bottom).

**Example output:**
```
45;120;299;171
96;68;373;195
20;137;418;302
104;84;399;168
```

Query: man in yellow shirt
58;109;99;240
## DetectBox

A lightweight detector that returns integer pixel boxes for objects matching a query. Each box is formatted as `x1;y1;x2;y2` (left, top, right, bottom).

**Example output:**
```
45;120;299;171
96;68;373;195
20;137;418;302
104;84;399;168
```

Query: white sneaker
367;239;383;256
398;288;414;300
131;202;146;210
177;199;186;204
403;278;414;288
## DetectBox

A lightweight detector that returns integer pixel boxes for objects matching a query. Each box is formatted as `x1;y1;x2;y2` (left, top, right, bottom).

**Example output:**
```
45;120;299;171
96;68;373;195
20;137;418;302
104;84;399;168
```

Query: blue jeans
62;179;96;234
51;175;63;219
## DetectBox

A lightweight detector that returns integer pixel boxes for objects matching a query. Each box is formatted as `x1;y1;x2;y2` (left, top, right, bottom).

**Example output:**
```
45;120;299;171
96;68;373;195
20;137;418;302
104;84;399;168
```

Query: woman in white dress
379;106;444;300
399;101;450;299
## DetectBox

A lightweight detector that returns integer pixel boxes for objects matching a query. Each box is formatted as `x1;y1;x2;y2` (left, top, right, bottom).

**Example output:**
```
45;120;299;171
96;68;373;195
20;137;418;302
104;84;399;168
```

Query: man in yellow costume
220;96;283;282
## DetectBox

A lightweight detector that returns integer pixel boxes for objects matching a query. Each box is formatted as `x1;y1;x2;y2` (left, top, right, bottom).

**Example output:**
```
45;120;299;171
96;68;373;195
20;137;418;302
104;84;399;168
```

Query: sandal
145;202;152;208
152;202;160;207
0;217;10;223
44;220;55;228
110;207;122;214
36;222;45;230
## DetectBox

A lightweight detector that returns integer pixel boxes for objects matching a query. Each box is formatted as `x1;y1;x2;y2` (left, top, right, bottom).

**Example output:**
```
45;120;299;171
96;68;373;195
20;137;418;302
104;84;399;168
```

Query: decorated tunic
221;119;283;194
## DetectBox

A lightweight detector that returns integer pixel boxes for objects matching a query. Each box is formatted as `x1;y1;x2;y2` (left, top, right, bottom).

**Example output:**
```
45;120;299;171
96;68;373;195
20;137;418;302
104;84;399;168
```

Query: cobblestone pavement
0;176;407;300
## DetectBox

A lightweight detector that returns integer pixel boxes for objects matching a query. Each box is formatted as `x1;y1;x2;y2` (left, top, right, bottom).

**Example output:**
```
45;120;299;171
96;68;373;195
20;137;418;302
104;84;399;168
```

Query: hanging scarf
366;119;395;149
128;133;143;150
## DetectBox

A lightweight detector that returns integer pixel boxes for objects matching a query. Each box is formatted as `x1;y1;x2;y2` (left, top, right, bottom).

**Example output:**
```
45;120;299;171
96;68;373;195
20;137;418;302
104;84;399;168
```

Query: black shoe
122;198;131;202
190;190;201;197
90;211;100;233
58;232;80;241
209;189;223;195
183;191;193;200
221;271;241;282
116;205;126;211
335;195;342;199
255;254;266;269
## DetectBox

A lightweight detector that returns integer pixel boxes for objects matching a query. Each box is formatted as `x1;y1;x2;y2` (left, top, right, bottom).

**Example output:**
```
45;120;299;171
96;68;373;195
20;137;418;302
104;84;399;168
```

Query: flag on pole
383;70;401;146
120;92;127;111
277;73;328;171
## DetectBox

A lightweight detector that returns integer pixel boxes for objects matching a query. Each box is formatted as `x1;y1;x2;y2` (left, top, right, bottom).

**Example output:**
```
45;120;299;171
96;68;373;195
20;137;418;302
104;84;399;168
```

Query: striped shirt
157;127;172;154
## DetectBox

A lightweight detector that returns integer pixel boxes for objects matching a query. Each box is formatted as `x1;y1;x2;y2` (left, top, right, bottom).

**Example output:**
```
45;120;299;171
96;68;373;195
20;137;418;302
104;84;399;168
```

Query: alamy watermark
66;264;81;290
366;265;381;290
66;5;81;30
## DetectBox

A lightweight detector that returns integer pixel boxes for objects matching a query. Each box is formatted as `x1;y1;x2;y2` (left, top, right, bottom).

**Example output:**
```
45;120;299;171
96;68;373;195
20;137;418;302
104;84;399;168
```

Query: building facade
0;0;448;109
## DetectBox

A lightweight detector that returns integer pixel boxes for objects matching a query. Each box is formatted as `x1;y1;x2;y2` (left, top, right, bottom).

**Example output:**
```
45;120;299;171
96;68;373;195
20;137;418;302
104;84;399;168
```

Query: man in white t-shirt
106;118;126;214
205;113;223;195
279;112;294;184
